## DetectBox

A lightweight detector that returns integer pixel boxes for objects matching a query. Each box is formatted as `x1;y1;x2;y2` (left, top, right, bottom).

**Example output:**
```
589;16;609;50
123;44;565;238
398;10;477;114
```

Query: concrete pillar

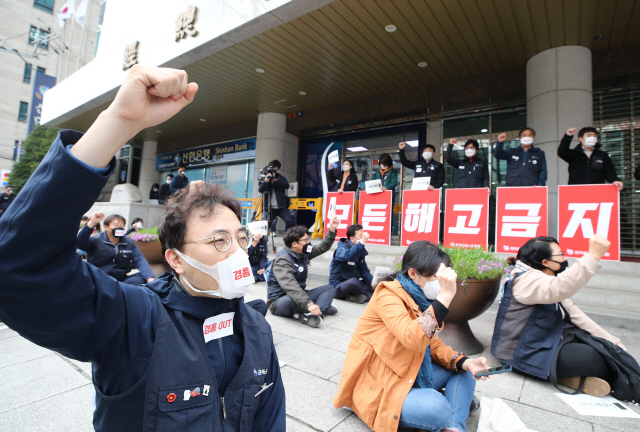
139;140;159;203
427;120;443;162
527;46;592;237
253;113;298;230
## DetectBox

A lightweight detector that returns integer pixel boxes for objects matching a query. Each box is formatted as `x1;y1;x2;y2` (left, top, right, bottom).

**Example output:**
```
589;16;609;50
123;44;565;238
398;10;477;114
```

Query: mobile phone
473;364;512;378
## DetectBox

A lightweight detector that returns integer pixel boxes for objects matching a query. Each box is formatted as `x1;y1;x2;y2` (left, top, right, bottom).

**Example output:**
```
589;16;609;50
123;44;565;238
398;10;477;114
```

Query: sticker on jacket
203;312;235;343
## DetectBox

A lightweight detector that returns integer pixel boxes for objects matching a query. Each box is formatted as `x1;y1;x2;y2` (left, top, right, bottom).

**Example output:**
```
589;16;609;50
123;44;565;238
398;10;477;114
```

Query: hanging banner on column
28;72;57;134
324;192;355;240
558;184;620;261
401;190;441;246
358;190;392;245
444;188;489;250
496;187;548;254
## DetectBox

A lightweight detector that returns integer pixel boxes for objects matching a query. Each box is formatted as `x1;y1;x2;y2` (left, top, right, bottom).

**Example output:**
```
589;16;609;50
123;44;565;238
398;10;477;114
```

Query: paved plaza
1;280;640;431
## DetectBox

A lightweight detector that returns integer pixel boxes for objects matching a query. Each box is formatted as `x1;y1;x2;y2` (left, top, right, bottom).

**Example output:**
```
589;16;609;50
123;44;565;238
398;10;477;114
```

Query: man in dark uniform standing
170;164;189;194
494;128;547;186
0;185;15;218
445;138;490;189
558;127;624;191
398;141;445;189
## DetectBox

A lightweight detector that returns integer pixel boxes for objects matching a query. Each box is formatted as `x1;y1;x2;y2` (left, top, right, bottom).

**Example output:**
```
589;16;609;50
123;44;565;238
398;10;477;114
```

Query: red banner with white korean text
401;189;441;246
443;188;489;250
324;192;355;241
496;186;548;254
558;184;620;261
358;190;392;245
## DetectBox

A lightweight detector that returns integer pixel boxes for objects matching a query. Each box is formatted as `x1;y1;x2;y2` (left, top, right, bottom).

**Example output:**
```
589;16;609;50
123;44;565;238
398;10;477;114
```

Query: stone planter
437;277;501;355
135;240;171;276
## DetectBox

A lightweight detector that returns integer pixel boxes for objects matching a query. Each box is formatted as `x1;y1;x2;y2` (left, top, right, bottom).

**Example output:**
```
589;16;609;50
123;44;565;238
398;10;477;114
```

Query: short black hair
516;236;558;271
166;174;174;179
424;144;436;152
284;225;308;248
578;127;598;139
132;217;143;226
104;214;126;227
464;139;479;150
387;240;451;281
81;215;89;222
178;164;186;169
519;127;536;137
346;224;363;239
269;160;282;169
6;185;13;188
152;183;159;188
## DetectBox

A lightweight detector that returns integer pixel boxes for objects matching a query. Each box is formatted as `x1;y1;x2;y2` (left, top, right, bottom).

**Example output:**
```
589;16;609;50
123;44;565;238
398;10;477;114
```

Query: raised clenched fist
567;128;577;136
588;235;611;261
449;138;457;145
399;141;406;150
88;212;105;228
498;133;507;143
360;232;370;244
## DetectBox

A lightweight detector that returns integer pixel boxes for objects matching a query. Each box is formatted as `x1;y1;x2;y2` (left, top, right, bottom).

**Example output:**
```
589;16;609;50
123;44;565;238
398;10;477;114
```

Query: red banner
358;190;392;245
324;192;355;240
558;184;620;261
401;189;441;246
443;188;489;250
496;187;548;254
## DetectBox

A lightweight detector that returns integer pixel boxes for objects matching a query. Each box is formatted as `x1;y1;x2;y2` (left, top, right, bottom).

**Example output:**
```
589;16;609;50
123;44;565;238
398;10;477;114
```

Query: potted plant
393;245;510;354
129;228;165;265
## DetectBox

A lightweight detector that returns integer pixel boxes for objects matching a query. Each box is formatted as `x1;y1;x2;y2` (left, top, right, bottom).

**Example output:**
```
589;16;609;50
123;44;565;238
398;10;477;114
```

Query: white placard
248;221;268;237
372;266;391;286
328;150;340;166
327;197;337;219
411;177;431;190
287;182;298;197
365;179;383;194
555;393;640;418
203;312;235;343
209;166;227;183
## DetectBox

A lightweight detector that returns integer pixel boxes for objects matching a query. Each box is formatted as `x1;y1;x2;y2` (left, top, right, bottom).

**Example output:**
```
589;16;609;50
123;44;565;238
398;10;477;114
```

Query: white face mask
342;164;350;171
417;274;441;300
465;148;476;157
135;222;143;229
423;151;433;161
520;137;534;145
583;136;597;148
166;179;172;184
172;248;254;299
380;164;388;170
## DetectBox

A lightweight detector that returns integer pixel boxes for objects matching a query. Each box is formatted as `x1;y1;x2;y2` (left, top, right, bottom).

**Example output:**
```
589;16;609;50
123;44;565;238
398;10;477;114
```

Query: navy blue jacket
329;239;373;287
170;174;189;193
77;226;154;281
0;131;285;431
445;144;490;188
398;149;445;188
258;174;290;209
248;237;268;270
494;142;547;186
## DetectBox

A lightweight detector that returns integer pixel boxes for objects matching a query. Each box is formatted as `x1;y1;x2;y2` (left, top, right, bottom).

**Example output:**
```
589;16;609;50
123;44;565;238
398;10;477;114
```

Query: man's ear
165;249;184;274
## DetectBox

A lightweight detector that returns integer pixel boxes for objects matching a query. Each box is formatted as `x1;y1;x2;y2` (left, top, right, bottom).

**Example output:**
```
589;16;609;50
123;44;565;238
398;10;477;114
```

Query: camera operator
258;160;295;233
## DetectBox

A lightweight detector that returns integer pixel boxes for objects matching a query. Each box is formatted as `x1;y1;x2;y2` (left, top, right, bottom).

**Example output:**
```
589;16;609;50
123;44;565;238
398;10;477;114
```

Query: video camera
258;164;280;182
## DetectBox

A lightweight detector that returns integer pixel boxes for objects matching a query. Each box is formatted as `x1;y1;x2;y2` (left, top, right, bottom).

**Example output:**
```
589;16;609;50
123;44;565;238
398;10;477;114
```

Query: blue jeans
399;363;476;432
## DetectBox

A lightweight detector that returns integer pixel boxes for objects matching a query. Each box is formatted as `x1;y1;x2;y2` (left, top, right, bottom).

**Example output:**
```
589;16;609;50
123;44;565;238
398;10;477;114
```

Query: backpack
550;327;640;403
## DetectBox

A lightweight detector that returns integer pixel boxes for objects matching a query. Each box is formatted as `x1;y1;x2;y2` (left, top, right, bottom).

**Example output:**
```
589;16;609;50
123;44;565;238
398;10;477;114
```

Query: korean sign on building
28;72;57;134
156;138;256;170
496;187;548;254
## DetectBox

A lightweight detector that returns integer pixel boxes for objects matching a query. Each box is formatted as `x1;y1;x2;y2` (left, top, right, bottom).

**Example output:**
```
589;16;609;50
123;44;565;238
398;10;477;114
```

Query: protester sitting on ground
334;240;489;432
78;213;154;285
371;153;398;191
158;173;173;204
329;224;375;303
125;217;144;236
398;142;445;189
170;164;188;194
149;183;159;200
248;232;268;282
492;235;630;396
328;159;358;192
445;138;490;189
266;219;340;327
0;65;285;430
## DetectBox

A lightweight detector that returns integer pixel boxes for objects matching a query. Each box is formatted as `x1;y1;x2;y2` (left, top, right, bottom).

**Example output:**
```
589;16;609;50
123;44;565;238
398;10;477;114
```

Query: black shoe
298;313;322;328
324;305;338;315
470;395;480;414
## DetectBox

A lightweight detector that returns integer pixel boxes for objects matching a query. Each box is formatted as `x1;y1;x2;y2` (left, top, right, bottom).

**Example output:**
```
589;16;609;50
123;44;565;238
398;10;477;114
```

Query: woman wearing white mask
398;142;445;189
328;159;359;193
557;127;624;191
371;153;398;191
494;128;547;187
445;138;490;190
334;240;488;432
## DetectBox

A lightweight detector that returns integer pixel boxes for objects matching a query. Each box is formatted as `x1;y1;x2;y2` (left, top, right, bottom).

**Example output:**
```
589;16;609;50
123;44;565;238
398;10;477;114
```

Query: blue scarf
396;274;433;389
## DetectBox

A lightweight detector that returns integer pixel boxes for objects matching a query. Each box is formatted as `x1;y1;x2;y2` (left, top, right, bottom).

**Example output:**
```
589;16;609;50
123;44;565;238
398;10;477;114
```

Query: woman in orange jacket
333;241;489;432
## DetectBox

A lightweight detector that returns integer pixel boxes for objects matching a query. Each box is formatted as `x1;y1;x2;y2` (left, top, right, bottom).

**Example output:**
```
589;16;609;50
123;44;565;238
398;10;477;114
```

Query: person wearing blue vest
267;220;340;328
77;212;155;285
494;128;547;186
0;65;285;431
329;224;375;304
492;235;628;396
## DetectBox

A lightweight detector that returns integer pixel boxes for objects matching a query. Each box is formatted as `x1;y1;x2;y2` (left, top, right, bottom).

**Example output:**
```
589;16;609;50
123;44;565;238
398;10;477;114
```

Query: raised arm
445;140;461;168
557;128;576;162
493;133;509;160
398;141;417;170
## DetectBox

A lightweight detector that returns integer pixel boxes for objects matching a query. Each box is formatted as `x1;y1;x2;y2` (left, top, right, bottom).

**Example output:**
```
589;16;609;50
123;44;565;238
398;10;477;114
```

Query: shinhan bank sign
156;138;256;170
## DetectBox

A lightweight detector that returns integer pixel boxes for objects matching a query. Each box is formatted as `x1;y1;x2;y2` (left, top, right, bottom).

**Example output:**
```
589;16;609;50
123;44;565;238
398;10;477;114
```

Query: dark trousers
271;284;335;317
270;207;295;232
556;342;612;381
334;278;373;301
251;265;266;282
122;273;146;285
246;299;268;317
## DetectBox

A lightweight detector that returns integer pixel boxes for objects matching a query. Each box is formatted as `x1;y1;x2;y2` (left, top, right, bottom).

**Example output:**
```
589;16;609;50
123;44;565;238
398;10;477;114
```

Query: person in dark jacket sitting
329;224;375;303
328;159;358;192
248;233;268;282
492;235;629;397
494;128;547;186
149;183;159;200
445;138;490;189
558;127;624;191
0;65;285;431
158;173;173;204
258;160;295;232
169;164;189;194
125;217;144;236
398;142;445;189
78;212;154;285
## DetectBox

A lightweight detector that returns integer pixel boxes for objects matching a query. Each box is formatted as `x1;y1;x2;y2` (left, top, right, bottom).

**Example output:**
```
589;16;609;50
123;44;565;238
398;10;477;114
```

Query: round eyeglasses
181;229;253;252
